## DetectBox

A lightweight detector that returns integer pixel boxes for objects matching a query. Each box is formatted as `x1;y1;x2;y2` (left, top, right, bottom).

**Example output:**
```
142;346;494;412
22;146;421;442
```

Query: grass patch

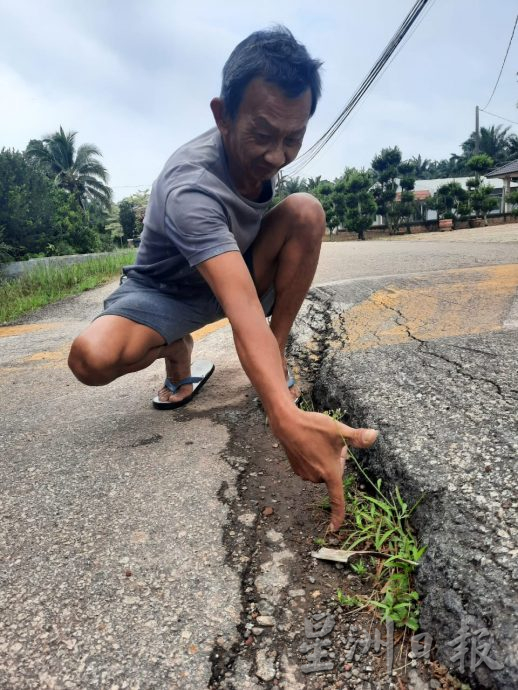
0;250;136;324
301;395;427;632
330;455;426;632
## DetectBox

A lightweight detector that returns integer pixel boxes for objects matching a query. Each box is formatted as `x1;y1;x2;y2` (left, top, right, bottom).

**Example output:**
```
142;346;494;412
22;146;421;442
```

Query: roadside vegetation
302;400;427;633
0;250;135;324
2;121;514;266
1;127;148;264
330;452;425;632
276;147;501;238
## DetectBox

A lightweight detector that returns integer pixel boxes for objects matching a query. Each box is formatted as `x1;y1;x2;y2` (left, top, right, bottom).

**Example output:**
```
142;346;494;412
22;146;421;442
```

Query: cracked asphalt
0;223;517;689
291;224;518;690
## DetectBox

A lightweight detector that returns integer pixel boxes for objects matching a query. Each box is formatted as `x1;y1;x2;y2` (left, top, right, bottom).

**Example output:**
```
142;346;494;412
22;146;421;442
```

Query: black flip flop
152;360;215;410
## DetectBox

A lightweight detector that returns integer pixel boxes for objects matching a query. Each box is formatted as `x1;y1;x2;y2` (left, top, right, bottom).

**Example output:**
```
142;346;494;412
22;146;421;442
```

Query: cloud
1;0;516;198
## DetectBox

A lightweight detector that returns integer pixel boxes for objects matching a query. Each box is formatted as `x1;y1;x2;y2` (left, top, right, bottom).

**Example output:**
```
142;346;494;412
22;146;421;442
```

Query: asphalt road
293;223;518;690
0;223;517;689
314;223;518;286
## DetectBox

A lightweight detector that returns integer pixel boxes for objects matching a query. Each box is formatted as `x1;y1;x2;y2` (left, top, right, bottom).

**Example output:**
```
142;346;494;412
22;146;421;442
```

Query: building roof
486;159;518;178
413;176;503;193
396;190;430;201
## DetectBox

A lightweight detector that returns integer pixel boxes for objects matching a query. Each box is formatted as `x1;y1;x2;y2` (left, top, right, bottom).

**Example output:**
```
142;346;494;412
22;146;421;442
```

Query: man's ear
210;97;230;136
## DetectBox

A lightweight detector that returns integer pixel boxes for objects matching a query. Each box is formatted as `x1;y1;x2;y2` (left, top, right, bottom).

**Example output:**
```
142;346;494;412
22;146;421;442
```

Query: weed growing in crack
331;452;425;631
350;558;368;577
298;394;315;413
336;591;363;608
299;393;346;421
304;397;427;632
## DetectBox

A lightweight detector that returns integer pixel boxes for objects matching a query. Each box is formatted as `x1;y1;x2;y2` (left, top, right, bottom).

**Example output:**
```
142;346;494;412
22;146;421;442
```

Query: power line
480;108;518;126
482;13;518;110
294;0;436;169
284;0;433;178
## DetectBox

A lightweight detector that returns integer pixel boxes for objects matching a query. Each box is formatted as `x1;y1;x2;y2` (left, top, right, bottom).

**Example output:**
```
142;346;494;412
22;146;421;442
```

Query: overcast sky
1;0;517;200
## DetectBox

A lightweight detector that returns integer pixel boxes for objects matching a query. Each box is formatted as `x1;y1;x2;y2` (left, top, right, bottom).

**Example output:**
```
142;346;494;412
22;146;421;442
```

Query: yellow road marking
331;264;518;351
0;323;61;338
192;318;229;341
23;350;66;362
0;320;229;376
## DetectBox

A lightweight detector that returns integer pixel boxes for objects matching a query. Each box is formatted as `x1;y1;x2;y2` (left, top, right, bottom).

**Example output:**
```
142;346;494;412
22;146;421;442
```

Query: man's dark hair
221;26;322;120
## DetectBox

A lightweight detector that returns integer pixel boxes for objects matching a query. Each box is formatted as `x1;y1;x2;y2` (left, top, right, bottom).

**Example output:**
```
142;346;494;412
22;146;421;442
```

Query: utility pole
475;105;480;154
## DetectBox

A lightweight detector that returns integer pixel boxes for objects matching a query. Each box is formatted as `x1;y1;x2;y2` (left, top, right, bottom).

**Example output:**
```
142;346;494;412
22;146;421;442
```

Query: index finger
325;450;346;532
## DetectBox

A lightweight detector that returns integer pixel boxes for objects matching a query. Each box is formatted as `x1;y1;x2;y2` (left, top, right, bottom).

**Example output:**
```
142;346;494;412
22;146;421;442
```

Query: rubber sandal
152;360;215;410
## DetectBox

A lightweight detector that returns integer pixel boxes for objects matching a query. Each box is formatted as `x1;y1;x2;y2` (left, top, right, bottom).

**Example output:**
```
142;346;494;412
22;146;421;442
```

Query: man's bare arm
197;251;378;531
198;251;294;422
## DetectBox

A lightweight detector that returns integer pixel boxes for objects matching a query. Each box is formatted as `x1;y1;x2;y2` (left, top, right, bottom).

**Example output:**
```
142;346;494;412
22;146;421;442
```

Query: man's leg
68;316;195;405
251;192;325;392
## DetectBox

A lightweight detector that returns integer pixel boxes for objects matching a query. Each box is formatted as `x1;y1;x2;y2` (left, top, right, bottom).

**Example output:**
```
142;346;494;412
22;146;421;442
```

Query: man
68;27;378;531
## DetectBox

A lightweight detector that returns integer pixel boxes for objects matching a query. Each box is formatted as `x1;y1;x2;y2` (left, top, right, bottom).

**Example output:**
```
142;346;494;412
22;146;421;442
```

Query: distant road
314;223;518;286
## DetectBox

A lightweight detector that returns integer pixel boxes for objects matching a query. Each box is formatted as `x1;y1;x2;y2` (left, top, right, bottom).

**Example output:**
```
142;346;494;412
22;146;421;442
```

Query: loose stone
256;615;275;627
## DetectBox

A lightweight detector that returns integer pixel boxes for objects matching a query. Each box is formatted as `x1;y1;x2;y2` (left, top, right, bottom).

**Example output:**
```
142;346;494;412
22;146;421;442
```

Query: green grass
301;395;427;632
330;454;426;632
0;250;136;324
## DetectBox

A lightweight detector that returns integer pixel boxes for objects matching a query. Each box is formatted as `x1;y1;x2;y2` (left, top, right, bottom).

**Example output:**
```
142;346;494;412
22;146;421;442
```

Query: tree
410;155;432;179
466;177;498;224
305;176;322;191
341;169;377;241
505;133;518;160
396;161;417;233
50;190;101;254
428;182;468;225
427;157;460;178
460;125;514;167
0;147;112;260
26;126;112;210
118;199;136;241
105;204;124;246
466;153;494;178
312;180;339;232
117;190;150;241
371;147;401;226
87;200;115;252
371;148;416;234
125;190;149;235
0;148;59;259
506;190;518;216
463;154;497;225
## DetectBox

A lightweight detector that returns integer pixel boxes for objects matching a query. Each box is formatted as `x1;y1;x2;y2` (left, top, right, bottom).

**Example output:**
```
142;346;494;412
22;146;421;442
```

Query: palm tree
505;133;518;161
283;176;306;195
26;126;112;209
410;155;432;179
460;124;513;166
305;175;322;191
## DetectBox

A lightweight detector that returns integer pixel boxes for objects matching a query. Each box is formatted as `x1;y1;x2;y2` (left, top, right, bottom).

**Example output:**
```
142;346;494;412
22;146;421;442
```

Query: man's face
213;77;312;195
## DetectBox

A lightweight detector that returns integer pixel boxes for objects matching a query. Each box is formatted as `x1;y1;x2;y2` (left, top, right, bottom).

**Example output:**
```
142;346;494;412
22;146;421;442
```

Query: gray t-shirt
124;127;274;294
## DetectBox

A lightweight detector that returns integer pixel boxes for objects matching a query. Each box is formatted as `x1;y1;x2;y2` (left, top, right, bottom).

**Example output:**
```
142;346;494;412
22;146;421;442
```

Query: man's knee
283;192;326;241
68;334;118;386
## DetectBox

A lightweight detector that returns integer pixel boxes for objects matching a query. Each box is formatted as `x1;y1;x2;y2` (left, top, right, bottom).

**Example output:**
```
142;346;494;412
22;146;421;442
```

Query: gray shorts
95;248;275;344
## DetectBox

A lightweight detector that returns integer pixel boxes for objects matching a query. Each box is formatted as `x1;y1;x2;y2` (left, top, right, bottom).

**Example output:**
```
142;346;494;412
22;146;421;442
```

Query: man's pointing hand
271;409;379;532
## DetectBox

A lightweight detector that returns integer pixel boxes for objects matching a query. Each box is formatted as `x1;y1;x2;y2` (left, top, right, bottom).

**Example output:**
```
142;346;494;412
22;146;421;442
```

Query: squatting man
68;27;378;531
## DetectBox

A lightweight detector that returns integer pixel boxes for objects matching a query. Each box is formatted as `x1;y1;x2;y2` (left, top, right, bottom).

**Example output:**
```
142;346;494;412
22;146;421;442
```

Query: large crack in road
289;280;518;690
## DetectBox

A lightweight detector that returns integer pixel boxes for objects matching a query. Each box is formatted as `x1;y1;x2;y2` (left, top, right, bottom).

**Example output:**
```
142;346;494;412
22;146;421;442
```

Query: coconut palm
505;133;518;161
410;155;432;179
305;175;322;191
283;176;307;194
460;124;513;166
26;126;112;210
